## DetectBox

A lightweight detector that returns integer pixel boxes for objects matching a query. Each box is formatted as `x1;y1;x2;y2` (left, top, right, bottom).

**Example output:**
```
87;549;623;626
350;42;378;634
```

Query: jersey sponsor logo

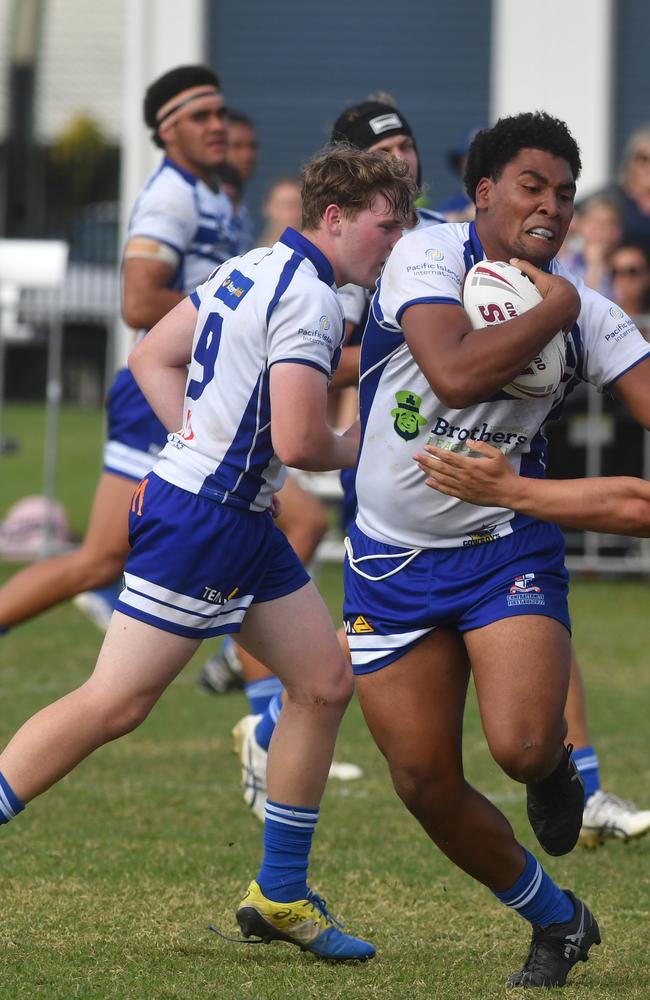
130;477;149;516
299;315;334;346
604;310;635;343
463;524;500;547
215;269;253;310
405;254;461;281
427;418;528;452
181;408;194;441
390;390;427;441
201;585;240;605
506;573;545;606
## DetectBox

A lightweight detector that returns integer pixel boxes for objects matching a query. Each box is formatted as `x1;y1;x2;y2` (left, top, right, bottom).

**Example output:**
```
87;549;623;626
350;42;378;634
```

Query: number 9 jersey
152;227;344;512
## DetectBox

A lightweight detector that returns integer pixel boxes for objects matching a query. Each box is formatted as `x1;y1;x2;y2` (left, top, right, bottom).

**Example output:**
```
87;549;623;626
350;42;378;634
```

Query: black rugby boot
526;744;584;856
507;891;600;988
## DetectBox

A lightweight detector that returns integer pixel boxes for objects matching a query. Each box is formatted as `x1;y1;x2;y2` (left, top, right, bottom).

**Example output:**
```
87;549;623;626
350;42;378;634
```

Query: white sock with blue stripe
0;771;25;824
256;799;319;902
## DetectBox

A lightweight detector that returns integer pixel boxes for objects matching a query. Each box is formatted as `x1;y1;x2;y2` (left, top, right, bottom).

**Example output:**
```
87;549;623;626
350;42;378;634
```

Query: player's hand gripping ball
463;261;566;399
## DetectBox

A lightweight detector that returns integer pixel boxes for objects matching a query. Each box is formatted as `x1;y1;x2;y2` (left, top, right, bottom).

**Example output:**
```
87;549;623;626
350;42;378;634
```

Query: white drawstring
344;535;422;581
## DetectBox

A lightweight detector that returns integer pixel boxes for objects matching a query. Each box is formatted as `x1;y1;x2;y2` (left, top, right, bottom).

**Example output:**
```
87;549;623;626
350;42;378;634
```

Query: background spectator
558;193;622;297
610;242;650;339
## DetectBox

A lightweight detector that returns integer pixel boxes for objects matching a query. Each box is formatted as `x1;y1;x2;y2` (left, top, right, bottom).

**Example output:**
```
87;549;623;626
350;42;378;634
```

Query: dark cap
331;100;415;151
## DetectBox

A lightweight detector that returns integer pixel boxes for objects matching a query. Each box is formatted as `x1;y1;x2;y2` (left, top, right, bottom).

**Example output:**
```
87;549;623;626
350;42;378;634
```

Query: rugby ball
463;261;566;399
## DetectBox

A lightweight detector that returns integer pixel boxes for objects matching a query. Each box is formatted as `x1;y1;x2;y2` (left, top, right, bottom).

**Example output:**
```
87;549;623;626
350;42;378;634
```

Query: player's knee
391;760;462;817
491;736;560;783
285;658;353;713
78;683;156;742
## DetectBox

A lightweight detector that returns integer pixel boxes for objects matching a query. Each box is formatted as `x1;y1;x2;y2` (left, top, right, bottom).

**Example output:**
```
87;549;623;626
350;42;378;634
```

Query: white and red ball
463;260;566;399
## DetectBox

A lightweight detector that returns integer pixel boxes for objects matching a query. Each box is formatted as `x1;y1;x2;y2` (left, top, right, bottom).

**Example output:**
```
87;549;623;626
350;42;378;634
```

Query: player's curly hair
464;111;582;204
143;65;221;149
301;143;415;230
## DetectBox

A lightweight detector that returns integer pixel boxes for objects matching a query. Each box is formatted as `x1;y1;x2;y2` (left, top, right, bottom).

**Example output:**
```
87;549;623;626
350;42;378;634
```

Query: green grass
1;405;650;998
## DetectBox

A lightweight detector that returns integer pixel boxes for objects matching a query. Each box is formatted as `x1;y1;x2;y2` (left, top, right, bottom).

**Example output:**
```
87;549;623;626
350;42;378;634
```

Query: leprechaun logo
391;391;427;441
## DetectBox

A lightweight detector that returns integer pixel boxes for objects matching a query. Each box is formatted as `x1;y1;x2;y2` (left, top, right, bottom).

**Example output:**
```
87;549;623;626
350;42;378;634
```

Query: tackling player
0;146;413;961
416;437;650;536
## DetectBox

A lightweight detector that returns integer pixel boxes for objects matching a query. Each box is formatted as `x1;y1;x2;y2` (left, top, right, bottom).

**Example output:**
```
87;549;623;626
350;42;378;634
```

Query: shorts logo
131;477;149;516
609;305;624;319
202;585;240;605
463;524;499;547
215;269;253;310
320;315;331;331
390;390;427;441
425;248;444;261
506;573;545;607
350;615;374;634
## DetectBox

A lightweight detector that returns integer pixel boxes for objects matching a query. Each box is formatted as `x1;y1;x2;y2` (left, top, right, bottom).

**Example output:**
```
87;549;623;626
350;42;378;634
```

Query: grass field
1;404;649;999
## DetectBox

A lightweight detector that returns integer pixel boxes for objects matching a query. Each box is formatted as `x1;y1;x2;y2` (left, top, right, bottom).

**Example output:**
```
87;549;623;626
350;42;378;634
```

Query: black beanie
330;101;420;185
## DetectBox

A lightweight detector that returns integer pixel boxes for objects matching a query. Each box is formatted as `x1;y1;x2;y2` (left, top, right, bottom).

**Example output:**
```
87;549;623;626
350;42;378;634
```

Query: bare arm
270;363;359;471
330;342;360;390
122;255;185;330
414;439;650;536
612;355;650;430
401;259;580;408
128;296;197;431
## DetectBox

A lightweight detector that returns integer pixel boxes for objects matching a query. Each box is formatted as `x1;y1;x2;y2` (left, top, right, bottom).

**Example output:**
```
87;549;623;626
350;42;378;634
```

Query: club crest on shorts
390;391;427;441
507;573;545;607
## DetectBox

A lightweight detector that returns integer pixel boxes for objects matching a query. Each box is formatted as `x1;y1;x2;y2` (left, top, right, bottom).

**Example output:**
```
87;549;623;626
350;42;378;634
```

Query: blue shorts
104;368;169;481
116;473;310;638
343;520;570;675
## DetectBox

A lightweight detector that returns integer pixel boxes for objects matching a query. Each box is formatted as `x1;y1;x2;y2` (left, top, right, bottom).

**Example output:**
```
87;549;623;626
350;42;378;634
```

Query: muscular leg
0;612;199;801
0;472;133;631
356;628;526;891
465;615;571;783
238;581;352;807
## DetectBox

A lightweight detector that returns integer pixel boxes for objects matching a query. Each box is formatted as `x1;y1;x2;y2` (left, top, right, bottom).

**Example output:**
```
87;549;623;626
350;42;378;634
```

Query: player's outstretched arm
270;362;358;472
128;296;197;432
414;439;650;536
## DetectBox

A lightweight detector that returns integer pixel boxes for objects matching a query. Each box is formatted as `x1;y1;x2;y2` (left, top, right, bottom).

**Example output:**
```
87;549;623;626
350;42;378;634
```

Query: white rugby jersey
356;220;650;548
127;156;253;296
153;227;344;511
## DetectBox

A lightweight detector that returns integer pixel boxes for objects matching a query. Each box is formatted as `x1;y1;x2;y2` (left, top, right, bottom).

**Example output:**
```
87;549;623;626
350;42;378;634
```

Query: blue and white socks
494;848;574;927
0;771;25;824
254;692;283;751
256;799;318;902
571;745;601;801
245;677;283;717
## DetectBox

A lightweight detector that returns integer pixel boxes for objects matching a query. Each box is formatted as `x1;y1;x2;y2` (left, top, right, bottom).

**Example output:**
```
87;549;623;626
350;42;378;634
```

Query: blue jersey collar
470;220;553;272
279;228;336;287
163;155;198;186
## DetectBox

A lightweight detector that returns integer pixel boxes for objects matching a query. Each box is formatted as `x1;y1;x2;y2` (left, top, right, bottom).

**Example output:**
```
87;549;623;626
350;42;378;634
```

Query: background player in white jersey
0;146;414;960
343;112;650;987
0;65;249;637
